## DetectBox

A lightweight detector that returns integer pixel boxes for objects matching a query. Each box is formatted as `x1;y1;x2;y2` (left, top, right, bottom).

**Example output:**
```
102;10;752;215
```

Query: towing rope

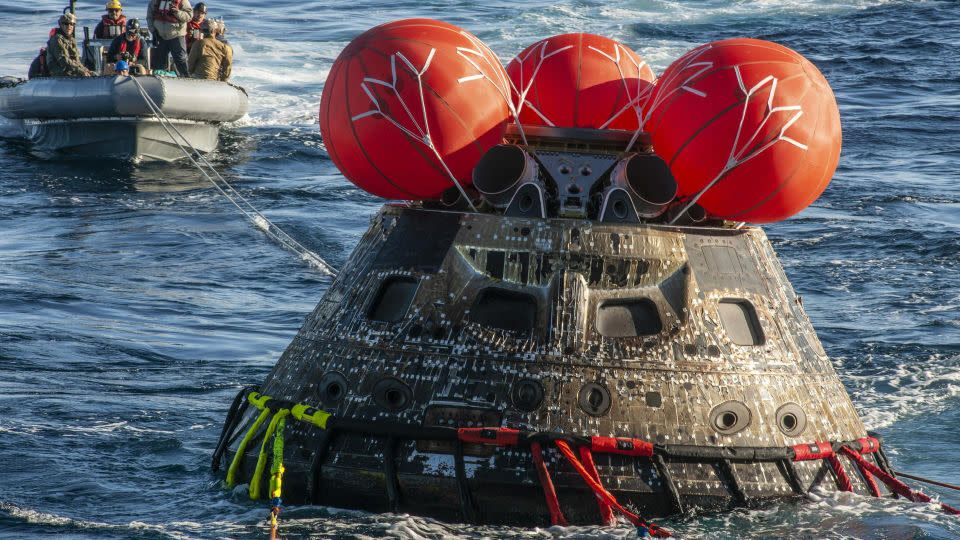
215;390;960;538
128;75;338;276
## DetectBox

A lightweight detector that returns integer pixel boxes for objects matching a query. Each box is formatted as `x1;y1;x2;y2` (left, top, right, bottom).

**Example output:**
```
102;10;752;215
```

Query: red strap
839;447;960;515
856;460;883;497
554;440;671;537
828;455;854;492
792;441;834;461
457;427;519;446
857;437;881;454
590;436;654;457
530;441;567;526
578;446;614;525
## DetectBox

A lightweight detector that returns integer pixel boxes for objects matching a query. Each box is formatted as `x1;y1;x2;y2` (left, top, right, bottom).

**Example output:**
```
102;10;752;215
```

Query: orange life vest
186;19;203;47
100;14;127;38
38;47;49;76
118;36;142;59
153;0;183;23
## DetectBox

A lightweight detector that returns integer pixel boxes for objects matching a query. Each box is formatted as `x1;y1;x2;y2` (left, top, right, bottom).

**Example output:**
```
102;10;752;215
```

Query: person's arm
174;0;193;24
94;21;105;39
55;41;91;76
146;0;157;39
186;40;200;76
220;43;232;81
107;36;121;60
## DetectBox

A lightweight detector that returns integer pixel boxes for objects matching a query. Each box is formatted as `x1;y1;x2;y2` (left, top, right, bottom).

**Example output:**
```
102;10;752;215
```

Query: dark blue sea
1;0;958;538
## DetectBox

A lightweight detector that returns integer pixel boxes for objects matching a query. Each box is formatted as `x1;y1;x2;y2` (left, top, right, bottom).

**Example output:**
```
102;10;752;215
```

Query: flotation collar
215;389;959;537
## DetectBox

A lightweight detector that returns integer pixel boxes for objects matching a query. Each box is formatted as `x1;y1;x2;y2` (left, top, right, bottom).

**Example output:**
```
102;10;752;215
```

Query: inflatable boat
0;75;247;162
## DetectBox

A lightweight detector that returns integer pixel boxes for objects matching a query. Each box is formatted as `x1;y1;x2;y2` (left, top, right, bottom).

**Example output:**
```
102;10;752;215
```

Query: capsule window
718;299;764;346
469;288;536;335
367;276;418;322
596;299;662;337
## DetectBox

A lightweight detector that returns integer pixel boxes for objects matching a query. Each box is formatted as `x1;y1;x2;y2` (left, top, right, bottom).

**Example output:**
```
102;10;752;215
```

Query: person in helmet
186;2;206;52
94;0;127;39
46;13;93;77
114;59;130;76
107;18;148;74
187;18;231;81
146;0;193;76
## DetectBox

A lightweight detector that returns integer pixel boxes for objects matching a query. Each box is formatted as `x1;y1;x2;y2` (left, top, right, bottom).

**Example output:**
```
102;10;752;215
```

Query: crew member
146;0;193;76
115;59;130;76
215;18;228;44
46;13;93;77
187;18;231;81
186;2;206;52
94;0;127;39
108;19;148;74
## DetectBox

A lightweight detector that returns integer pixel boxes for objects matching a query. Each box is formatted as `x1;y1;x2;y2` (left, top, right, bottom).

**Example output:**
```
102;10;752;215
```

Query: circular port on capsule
578;382;611;417
775;403;807;436
511;379;544;412
709;401;752;435
373;378;412;411
317;371;349;406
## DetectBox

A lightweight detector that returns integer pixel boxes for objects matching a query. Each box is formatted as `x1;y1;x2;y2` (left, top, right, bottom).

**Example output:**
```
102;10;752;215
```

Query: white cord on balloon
456;31;530;149
628;44;715;155
356;50;479;211
508;40;573;128
664;65;807;225
129;76;337;276
591;43;654;133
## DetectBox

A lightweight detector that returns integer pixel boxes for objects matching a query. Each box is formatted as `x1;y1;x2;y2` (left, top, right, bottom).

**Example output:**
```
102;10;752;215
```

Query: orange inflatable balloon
645;38;841;223
319;19;511;200
507;33;655;130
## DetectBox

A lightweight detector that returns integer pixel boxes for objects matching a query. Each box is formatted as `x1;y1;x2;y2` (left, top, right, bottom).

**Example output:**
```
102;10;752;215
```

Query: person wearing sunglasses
94;0;127;39
46;12;93;77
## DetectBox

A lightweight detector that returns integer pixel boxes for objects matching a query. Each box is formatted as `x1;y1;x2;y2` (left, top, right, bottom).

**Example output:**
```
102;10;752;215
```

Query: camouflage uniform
45;30;92;77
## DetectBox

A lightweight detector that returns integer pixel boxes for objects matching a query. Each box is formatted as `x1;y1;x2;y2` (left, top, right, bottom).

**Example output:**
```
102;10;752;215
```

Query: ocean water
1;0;958;538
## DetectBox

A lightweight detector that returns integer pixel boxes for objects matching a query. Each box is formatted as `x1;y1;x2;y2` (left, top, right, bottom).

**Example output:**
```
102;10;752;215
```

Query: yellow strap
248;391;271;410
291;403;331;430
269;415;286;500
226;407;271;487
250;409;289;500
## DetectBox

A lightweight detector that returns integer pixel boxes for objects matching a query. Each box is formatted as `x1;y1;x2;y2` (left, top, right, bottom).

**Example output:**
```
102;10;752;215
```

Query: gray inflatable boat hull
0;75;248;162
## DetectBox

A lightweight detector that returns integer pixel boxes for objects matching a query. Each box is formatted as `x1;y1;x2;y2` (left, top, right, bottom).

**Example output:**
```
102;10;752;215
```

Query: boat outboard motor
473;144;539;208
599;153;677;223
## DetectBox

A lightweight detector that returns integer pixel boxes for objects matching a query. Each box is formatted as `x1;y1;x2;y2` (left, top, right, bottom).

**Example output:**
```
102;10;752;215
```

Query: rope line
128;76;337;275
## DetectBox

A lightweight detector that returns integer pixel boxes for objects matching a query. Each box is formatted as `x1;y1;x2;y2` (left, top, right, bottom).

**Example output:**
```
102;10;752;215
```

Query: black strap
454;440;478;523
211;386;254;471
718;459;747;503
778;458;805;494
308;429;333;505
652;454;684;514
383;436;401;512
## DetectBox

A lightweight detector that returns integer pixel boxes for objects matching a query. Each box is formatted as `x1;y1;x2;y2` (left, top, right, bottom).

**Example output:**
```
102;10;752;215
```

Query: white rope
130;76;337;276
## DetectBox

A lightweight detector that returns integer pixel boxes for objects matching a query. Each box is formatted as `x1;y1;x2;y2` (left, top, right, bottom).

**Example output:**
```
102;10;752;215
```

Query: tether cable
894;471;960;492
129;75;337;276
